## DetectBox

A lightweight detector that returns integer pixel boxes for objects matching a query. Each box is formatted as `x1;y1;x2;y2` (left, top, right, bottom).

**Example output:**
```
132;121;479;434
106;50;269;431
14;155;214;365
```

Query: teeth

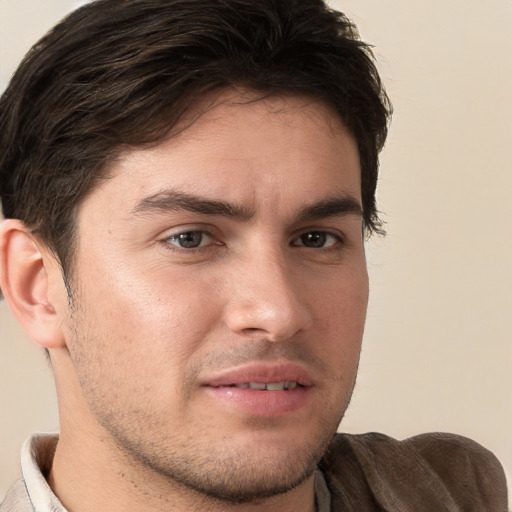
248;382;266;390
232;381;298;390
266;382;285;391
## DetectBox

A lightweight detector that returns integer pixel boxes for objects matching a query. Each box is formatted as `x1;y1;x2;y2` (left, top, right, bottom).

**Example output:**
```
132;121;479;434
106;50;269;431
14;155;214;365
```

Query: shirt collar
21;433;66;512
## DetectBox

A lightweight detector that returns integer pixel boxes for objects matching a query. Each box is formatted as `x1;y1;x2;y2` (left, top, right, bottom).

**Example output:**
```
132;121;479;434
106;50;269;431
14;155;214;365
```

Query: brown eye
292;231;339;248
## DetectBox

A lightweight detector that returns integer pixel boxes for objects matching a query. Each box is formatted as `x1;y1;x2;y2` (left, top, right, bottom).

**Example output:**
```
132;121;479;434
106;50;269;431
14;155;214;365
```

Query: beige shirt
1;434;63;512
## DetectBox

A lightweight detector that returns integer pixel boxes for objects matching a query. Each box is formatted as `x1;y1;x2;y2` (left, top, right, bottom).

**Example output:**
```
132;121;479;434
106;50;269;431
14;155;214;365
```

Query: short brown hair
0;0;391;279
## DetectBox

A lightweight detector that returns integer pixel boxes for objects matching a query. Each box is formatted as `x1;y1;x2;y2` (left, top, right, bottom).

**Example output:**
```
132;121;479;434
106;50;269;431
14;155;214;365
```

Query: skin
3;91;369;512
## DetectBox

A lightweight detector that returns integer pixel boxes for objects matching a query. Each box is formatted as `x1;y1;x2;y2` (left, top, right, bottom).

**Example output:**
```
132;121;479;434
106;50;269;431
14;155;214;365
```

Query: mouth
204;362;313;389
202;363;313;417
212;381;300;391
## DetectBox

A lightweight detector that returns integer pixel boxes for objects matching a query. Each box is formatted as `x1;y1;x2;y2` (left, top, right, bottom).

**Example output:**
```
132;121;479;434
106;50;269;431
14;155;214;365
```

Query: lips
202;362;313;417
217;381;299;390
204;362;314;388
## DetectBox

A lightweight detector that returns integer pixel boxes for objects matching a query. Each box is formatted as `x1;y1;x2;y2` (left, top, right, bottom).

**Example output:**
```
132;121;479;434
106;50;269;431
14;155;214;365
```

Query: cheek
311;269;368;360
79;263;223;368
65;276;214;416
313;264;368;323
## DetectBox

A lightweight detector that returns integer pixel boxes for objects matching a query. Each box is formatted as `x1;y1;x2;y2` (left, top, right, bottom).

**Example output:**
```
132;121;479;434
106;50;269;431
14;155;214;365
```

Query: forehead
79;90;361;220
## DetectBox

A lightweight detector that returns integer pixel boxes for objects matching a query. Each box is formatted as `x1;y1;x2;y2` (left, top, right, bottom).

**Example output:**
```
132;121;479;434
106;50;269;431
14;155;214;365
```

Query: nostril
241;327;267;337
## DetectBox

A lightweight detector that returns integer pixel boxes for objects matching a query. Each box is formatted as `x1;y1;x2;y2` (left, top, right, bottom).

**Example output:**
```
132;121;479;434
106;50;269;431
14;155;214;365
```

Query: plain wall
1;0;511;501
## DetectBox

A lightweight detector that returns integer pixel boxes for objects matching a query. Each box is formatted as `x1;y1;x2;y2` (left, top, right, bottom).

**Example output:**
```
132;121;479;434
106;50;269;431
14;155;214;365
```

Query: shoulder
319;432;508;512
404;432;507;491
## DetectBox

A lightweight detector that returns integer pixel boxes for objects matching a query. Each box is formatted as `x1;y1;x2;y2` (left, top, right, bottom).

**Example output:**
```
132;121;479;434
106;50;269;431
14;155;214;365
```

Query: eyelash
290;231;344;249
163;229;218;251
161;229;345;253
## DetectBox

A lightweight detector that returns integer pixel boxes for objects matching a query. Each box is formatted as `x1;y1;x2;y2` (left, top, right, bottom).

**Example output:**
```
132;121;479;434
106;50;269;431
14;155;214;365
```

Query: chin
162;439;323;504
120;425;331;505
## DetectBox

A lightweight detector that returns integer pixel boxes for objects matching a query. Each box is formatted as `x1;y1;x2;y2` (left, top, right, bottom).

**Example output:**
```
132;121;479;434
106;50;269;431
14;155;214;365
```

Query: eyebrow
296;196;363;222
132;189;362;222
132;190;254;220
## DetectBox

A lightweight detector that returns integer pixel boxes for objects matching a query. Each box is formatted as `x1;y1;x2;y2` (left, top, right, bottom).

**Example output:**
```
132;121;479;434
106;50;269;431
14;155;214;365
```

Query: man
0;0;507;510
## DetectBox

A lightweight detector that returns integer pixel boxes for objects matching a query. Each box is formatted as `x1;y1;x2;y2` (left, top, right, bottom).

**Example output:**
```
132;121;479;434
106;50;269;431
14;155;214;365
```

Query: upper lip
203;362;314;388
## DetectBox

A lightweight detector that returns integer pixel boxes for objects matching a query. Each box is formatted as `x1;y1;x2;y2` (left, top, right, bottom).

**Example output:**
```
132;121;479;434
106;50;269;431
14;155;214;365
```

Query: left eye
167;231;213;249
291;231;340;248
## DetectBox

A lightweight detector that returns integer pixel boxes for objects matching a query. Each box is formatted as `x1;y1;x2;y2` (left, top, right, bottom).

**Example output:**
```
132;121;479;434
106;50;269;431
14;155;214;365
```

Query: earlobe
0;219;66;348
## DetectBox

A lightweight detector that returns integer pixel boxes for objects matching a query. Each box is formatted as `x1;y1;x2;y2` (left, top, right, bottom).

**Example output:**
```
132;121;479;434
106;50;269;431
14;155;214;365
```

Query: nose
223;250;313;342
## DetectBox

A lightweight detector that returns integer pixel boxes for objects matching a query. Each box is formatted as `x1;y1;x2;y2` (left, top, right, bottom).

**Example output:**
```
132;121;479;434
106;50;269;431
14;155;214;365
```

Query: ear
0;219;66;348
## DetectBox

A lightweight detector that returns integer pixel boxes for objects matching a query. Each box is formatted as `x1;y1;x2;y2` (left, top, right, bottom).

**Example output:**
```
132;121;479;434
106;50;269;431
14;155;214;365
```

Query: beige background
1;0;511;502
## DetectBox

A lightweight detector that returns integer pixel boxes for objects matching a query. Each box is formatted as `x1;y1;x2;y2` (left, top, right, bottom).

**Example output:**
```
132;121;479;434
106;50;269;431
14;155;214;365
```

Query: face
59;91;368;502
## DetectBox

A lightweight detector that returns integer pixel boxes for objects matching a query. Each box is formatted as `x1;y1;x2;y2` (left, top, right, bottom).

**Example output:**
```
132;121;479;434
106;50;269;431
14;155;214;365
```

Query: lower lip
204;386;310;417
